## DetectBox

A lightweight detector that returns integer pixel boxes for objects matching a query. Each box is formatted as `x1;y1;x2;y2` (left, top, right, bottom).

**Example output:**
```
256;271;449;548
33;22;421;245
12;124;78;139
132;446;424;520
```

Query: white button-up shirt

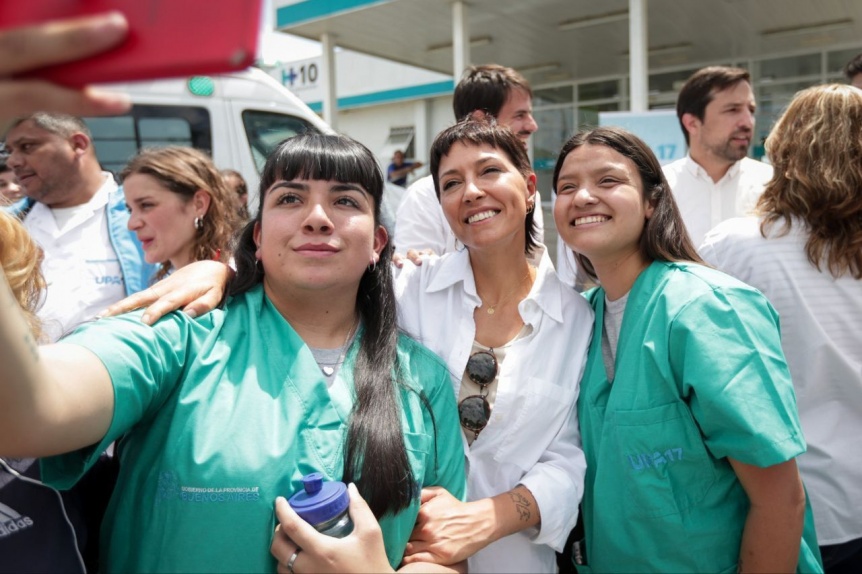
394;246;593;573
701;216;862;546
663;155;773;247
24;174;125;341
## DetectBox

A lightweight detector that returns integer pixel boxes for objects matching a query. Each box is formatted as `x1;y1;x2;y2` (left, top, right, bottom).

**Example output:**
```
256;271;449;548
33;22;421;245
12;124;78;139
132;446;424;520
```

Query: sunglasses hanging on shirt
458;349;498;439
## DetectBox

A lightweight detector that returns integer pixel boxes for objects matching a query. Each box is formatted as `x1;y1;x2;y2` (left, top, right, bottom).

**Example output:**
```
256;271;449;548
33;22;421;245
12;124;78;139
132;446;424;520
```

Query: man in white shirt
395;64;545;255
662;66;773;247
4;112;154;341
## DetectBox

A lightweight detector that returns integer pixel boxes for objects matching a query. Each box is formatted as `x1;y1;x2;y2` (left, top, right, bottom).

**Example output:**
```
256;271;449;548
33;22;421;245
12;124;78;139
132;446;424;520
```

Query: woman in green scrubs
551;126;822;573
0;134;465;573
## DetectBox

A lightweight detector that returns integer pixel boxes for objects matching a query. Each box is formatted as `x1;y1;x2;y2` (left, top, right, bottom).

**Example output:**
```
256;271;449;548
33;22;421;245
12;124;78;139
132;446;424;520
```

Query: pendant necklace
479;268;533;315
320;321;358;376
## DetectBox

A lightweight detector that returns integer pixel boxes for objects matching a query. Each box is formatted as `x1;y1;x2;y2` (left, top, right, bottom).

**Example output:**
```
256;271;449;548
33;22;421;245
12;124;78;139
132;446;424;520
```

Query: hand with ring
271;483;394;574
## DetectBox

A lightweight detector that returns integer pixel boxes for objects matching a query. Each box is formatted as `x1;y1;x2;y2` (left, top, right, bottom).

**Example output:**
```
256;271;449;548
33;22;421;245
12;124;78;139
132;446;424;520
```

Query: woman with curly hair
122;146;240;280
701;84;862;573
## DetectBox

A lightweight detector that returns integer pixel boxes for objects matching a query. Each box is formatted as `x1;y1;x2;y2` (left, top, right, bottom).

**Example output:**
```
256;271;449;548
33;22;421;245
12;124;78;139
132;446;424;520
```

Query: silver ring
286;548;301;574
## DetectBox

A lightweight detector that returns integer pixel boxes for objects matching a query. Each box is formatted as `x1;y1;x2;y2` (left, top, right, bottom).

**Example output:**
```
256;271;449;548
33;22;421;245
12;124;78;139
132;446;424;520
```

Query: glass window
757;54;821;80
577;102;620;130
534;85;573;106
827;47;862;75
648;68;699;95
84;105;211;175
578;80;621;102
139;118;192;143
241;110;319;173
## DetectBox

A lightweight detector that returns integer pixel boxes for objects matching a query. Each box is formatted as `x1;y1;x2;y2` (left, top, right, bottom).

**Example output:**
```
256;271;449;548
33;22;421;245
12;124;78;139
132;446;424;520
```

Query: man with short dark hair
663;66;773;247
3;112;154;341
844;52;862;89
394;64;543;254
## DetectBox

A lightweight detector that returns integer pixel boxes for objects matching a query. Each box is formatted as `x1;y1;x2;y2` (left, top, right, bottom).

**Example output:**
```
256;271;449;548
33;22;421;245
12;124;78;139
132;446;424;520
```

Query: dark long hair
552;127;702;280
429;117;540;255
231;133;414;517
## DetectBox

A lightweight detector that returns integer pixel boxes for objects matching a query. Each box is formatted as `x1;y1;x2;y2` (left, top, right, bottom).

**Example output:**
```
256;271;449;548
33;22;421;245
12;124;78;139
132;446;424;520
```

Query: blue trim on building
307;80;455;112
277;0;392;28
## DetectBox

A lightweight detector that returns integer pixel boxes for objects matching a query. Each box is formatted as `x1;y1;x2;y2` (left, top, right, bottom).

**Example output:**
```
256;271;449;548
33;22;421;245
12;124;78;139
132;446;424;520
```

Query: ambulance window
85;105;211;175
241;110;318;173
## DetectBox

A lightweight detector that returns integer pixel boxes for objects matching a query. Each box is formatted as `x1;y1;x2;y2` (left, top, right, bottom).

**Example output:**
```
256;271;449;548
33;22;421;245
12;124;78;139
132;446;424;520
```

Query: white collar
423;245;565;324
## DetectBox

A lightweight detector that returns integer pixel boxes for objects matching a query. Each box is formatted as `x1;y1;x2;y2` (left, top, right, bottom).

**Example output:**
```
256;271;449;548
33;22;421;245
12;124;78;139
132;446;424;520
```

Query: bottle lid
288;473;349;526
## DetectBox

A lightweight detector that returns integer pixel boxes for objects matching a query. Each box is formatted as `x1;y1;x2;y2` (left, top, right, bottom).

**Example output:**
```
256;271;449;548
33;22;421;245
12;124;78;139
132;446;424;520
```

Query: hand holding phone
0;12;132;125
1;0;262;87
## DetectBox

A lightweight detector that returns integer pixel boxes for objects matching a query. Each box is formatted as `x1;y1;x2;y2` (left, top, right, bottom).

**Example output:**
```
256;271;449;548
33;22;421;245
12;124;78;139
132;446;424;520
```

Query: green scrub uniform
41;284;465;573
577;261;822;573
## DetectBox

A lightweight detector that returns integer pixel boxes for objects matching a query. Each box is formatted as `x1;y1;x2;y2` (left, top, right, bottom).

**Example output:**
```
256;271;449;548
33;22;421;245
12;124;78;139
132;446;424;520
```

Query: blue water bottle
288;473;354;538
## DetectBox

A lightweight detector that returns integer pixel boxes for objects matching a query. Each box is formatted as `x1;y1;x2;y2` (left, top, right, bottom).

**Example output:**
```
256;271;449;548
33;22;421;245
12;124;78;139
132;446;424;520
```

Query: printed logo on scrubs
627;448;684;471
0;502;34;539
94;275;124;286
156;470;261;503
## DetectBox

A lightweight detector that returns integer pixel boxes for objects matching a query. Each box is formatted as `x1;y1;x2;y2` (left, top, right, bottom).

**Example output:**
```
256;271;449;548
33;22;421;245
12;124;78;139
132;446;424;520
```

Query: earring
194;216;203;230
367;256;378;273
454;237;466;252
526;200;535;214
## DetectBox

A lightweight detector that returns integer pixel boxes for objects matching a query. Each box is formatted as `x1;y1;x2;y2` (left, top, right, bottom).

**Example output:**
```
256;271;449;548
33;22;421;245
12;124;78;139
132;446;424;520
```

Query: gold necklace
478;268;533;315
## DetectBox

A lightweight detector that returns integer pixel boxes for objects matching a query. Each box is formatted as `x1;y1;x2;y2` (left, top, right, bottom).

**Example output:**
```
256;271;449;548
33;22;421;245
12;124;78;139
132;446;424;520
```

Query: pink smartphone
1;0;262;87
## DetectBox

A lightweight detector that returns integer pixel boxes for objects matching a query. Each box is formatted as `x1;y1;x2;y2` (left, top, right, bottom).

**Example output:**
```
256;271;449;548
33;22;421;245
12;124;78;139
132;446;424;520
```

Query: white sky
258;0;323;65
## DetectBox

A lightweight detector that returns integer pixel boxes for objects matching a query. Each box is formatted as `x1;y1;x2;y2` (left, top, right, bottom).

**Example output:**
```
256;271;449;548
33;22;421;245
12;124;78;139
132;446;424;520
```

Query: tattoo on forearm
508;491;532;522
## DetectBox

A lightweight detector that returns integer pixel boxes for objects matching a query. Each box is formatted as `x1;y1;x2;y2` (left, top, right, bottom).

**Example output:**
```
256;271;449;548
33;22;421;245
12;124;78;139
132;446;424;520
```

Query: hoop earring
367;257;377;273
194;216;203;230
454;237;466;252
526;201;535;215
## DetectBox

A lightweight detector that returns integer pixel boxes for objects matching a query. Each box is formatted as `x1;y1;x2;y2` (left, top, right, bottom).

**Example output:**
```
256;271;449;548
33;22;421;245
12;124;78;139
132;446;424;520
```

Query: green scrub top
42;284;465;573
577;261;822;573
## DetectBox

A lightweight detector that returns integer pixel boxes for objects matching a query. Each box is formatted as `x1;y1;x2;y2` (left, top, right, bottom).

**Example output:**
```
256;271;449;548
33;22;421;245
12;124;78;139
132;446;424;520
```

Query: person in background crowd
0;133;465;573
844;53;862;90
3;112;155;341
662;66;773;247
122;146;239;280
701;84;862;574
0;159;23;205
553;126;822;573
387;150;423;187
394;65;545;259
221;167;249;220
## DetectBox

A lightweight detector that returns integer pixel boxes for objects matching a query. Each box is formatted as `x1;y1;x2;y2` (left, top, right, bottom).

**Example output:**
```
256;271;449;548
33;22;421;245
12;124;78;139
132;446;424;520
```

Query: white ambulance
85;67;333;213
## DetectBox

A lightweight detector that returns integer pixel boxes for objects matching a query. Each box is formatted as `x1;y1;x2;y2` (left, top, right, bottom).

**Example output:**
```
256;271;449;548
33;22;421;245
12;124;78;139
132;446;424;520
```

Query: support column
628;0;648;112
321;32;338;130
452;1;469;82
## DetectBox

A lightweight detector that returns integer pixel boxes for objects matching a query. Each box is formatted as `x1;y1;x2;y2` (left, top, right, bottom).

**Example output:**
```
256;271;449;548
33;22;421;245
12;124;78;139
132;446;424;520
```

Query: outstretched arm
0;12;131;127
0;269;113;457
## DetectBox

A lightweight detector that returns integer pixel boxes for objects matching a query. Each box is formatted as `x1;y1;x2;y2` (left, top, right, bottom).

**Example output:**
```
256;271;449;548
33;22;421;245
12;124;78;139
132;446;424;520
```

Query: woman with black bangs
0;133;465;573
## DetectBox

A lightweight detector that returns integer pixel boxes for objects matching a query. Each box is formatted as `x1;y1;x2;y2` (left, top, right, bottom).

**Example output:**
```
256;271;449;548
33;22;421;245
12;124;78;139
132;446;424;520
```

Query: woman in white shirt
394;119;593;573
701;84;862;573
105;119;593;574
